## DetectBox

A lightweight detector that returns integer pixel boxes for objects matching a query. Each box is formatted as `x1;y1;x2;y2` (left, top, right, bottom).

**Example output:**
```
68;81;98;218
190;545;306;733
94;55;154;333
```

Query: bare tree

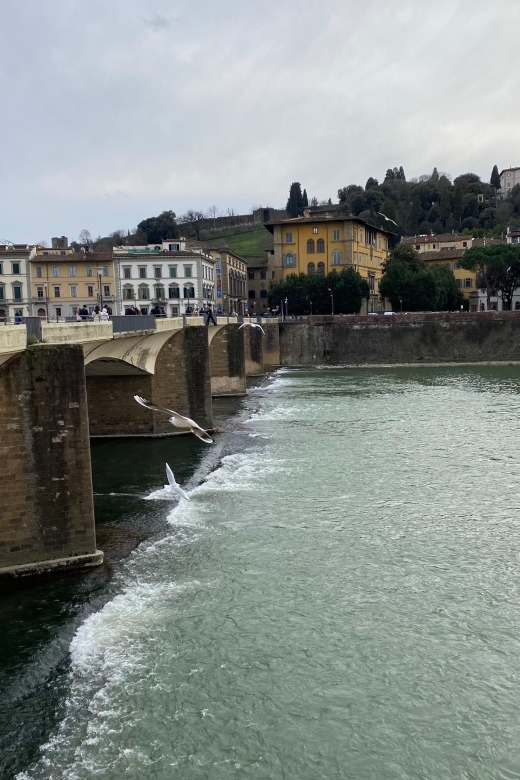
207;205;220;219
78;229;92;245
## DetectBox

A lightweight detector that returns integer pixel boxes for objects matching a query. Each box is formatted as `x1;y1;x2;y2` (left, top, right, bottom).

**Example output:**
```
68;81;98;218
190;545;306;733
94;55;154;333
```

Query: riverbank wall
279;312;520;367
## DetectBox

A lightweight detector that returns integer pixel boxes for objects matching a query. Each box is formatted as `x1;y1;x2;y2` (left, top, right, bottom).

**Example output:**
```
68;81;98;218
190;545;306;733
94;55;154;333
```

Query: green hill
205;226;273;257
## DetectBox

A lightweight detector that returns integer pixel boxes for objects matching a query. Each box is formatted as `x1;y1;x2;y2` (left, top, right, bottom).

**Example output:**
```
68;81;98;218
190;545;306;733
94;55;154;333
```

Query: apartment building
245;255;270;315
401;233;472;253
0;244;35;320
500;167;520;198
29;251;115;318
208;248;247;314
114;239;215;315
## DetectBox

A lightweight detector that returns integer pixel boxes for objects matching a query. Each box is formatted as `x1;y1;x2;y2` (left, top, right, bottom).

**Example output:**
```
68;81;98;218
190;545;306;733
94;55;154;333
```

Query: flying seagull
166;463;190;501
377;212;398;226
134;396;213;443
238;322;265;334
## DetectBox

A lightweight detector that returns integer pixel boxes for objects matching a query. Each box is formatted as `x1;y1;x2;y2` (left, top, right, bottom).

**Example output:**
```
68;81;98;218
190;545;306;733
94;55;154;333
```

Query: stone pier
208;324;246;396
0;345;102;577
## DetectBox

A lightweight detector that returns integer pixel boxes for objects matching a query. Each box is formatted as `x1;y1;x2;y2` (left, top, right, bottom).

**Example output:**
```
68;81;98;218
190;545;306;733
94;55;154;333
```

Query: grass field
205;226;273;257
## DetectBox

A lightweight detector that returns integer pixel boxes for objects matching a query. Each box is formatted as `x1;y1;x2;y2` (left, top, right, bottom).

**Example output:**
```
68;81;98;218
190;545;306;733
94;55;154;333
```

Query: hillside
204;226;273;257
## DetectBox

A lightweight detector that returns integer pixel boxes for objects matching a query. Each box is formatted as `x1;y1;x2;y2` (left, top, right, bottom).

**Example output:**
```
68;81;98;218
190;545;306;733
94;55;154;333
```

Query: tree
286;183;305;218
302;189;309;208
338;184;363;204
459;244;509;309
267;268;368;315
490;165;501;190
379;244;438;311
78;229;92;245
178;210;206;239
430;264;464;310
365;177;379;190
138;210;179;243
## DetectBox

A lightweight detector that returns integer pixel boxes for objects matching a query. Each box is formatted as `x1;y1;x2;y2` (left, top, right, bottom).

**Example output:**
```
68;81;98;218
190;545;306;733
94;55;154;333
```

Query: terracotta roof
401;234;469;244
114;250;211;259
421;248;466;261
265;213;395;236
30;251;114;263
244;255;269;267
472;237;507;246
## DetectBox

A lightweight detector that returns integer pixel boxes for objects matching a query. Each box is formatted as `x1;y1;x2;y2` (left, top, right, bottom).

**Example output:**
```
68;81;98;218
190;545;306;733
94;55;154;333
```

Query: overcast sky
1;0;519;243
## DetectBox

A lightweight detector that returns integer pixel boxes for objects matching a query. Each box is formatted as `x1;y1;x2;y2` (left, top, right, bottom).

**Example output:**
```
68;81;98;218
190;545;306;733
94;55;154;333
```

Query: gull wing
238;323;248;330
191;426;213;444
134;396;176;416
252;323;265;334
166;463;191;500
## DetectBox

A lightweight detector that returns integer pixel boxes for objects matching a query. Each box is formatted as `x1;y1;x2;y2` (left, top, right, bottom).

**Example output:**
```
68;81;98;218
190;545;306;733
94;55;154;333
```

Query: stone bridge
0;318;280;577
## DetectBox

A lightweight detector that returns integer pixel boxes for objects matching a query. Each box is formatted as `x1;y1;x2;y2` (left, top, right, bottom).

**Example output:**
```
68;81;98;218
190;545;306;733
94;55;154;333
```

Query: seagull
134;396;213;443
166;463;190;501
238;322;265;334
377;212;398;226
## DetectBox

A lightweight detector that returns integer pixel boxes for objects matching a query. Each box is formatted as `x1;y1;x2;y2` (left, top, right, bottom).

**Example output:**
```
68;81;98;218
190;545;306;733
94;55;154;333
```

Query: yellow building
266;207;394;313
401;233;472;253
420;249;476;303
29;251;115;319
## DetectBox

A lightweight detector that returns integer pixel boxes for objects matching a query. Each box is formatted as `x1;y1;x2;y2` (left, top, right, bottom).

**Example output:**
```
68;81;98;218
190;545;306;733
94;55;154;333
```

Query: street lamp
310;300;313;316
399;296;403;314
285;297;288;319
94;266;105;313
328;287;334;315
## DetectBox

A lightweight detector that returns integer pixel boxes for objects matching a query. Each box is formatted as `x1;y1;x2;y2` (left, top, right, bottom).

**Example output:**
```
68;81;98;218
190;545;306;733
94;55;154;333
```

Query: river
2;366;520;779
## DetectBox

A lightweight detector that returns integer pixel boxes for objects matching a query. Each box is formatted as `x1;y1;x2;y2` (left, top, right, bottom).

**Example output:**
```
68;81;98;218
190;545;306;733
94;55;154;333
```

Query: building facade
0;244;35;320
401;233;472;253
114;240;215;315
245;255;270;315
266;208;393;314
208;248;247;314
29;251;115;319
500;167;520;198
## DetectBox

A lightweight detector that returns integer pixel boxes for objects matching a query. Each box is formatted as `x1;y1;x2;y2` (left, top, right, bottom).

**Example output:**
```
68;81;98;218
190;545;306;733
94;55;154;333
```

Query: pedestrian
14;311;22;325
78;304;89;320
185;305;192;316
160;306;166;318
101;307;110;321
151;304;160;316
125;305;134;315
205;303;217;326
93;306;102;322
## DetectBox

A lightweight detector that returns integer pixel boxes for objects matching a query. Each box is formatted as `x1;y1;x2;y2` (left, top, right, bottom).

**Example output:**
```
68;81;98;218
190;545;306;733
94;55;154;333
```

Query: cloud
1;0;520;242
143;14;171;31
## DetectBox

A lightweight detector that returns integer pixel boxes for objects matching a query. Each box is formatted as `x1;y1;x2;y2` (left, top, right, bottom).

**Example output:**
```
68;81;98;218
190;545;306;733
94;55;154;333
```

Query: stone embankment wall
0;345;101;576
280;312;520;367
209;325;246;395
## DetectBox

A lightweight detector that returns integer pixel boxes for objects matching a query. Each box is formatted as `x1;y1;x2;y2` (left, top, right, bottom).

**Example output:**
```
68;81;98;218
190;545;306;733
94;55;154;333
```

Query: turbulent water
3;366;520;779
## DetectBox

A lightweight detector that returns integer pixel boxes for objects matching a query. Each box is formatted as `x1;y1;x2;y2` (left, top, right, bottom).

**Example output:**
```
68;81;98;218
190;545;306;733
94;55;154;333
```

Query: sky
1;0;519;244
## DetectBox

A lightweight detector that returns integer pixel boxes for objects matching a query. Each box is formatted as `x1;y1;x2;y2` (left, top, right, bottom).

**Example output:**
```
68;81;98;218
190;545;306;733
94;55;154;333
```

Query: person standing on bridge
205;303;217;326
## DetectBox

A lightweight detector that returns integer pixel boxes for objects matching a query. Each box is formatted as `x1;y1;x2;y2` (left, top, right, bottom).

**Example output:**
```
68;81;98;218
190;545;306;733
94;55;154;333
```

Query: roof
500;168;520;176
30;251;114;263
115;250;211;259
401;234;470;245
421;248;466;261
472;237;507;246
209;247;247;263
244;255;269;267
264;213;396;236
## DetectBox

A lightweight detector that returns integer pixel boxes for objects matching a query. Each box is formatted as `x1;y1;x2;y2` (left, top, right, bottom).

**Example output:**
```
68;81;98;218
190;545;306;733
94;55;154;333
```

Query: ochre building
266;207;394;313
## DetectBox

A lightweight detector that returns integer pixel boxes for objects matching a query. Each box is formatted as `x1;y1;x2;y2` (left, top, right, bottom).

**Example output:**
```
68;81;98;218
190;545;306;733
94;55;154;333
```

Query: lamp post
310;300;313;316
44;284;48;320
285;297;288;319
328;287;334;315
94;266;105;313
399;296;403;314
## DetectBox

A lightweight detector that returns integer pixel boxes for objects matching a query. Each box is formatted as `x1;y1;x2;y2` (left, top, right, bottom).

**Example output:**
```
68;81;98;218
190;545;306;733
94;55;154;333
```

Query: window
443;262;452;269
139;267;146;278
139;285;149;299
317;239;325;253
86;266;93;277
169;243;180;251
52;266;59;277
154;285;165;300
317;262;325;275
307;239;315;253
360;230;364;242
249;289;256;299
369;274;375;292
43;251;49;256
87;285;94;297
462;242;467;247
35;266;43;278
308;262;315;275
168;285;180;299
69;266;77;277
285;232;293;243
454;261;462;269
183;285;195;298
464;278;472;288
457;279;462;288
333;229;340;241
70;285;78;297
0;263;2;274
283;252;296;267
248;270;255;279
123;287;133;300
154;266;162;279
37;286;44;298
123;267;131;279
55;307;61;316
184;266;192;278
311;227;317;235
13;285;22;300
169;266;177;278
260;290;267;299
12;262;20;274
332;250;342;266
54;286;61;297
61;251;66;256
416;244;420;250
260;270;266;279
0;286;4;300
37;308;46;317
103;285;110;296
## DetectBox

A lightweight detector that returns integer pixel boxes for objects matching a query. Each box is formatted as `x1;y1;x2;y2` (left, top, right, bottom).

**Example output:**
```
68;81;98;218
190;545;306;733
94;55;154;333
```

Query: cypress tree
302;189;309;207
286;182;304;217
490;165;501;190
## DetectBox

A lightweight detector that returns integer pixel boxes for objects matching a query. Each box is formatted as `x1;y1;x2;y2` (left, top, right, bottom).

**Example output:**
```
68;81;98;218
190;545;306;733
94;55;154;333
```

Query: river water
2;366;520;779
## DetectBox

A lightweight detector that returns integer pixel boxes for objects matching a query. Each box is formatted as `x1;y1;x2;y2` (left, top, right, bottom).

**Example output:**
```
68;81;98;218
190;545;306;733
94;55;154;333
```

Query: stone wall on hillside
279;313;520;367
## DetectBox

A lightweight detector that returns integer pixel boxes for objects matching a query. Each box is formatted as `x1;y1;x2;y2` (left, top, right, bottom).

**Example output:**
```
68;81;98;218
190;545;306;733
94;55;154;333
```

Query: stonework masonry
279;313;520;367
243;326;264;376
87;326;212;436
209;325;246;396
0;345;102;577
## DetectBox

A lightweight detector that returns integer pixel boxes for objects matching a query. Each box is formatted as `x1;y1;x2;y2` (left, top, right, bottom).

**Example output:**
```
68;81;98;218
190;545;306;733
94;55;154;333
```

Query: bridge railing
111;315;156;333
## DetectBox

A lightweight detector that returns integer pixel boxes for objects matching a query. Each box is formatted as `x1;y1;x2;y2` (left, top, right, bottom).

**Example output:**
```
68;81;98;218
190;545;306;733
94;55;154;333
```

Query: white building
113;239;215;315
0;244;35;321
499;167;520;198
